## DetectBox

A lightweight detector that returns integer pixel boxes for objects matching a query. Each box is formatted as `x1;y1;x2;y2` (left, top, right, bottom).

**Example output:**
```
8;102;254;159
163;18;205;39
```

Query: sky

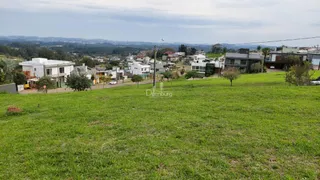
1;0;320;46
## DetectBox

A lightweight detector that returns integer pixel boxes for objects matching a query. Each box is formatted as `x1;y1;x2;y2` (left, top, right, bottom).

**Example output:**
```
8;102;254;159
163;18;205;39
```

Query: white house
19;58;75;82
191;57;225;74
192;54;206;62
129;62;151;77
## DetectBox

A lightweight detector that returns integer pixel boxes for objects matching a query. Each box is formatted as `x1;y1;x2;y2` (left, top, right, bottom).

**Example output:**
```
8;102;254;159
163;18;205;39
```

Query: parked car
311;77;320;85
109;81;117;85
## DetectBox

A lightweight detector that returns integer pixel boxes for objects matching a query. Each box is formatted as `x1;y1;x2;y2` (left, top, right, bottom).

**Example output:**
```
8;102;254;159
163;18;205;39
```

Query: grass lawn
206;53;223;58
0;72;320;179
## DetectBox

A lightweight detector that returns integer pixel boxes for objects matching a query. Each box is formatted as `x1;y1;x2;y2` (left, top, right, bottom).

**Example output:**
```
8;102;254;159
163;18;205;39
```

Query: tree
13;72;26;85
222;47;227;55
285;62;313;86
81;57;96;68
250;63;262;73
162;71;173;81
262;48;270;72
66;74;92;91
178;44;187;54
257;45;262;51
222;67;240;86
0;60;7;84
190;48;197;55
185;71;198;79
99;75;111;88
38;47;55;59
36;76;56;92
131;75;143;87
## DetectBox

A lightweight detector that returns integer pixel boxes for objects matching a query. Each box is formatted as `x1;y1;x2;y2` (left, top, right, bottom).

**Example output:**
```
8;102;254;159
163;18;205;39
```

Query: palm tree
262;48;270;73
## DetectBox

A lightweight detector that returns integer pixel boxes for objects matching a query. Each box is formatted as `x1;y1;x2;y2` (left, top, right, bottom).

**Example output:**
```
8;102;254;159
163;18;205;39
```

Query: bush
250;63;262;73
66;74;92;91
13;72;26;85
285;62;313;86
36;76;56;91
131;75;143;87
162;71;173;81
185;71;198;79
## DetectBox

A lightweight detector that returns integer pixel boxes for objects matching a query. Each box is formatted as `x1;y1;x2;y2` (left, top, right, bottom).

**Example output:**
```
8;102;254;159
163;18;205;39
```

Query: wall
34;65;45;77
0;83;17;94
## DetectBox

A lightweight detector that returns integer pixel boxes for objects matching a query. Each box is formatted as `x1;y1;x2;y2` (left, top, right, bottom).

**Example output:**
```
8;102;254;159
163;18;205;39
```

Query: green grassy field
0;72;320;179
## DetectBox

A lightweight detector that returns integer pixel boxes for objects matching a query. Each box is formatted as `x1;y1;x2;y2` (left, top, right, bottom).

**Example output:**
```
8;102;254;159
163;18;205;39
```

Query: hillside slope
0;73;319;179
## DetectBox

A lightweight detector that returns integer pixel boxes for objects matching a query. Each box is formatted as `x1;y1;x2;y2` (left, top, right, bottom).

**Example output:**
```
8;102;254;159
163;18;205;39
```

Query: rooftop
19;58;75;66
226;53;261;60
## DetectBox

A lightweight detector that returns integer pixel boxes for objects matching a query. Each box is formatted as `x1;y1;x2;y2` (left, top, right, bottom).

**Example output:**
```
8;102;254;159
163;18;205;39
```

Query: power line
239;36;320;45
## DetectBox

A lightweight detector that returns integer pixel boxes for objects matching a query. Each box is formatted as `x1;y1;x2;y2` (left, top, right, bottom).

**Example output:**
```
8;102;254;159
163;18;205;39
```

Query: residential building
72;64;93;80
225;49;262;73
267;46;320;69
129;62;151;78
19;58;75;82
192;54;206;62
191;56;225;74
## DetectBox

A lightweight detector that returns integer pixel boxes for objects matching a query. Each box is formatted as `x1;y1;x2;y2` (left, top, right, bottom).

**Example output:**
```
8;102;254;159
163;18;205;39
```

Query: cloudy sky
1;0;320;46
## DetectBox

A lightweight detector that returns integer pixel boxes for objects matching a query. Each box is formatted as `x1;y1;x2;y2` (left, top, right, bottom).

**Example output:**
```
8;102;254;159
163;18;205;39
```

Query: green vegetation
206;53;223;58
131;75;143;87
66;74;92;91
0;72;320;179
222;67;240;86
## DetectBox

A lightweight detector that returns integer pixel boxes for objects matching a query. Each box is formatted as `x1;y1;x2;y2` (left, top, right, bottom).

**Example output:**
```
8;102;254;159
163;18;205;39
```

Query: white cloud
1;0;320;45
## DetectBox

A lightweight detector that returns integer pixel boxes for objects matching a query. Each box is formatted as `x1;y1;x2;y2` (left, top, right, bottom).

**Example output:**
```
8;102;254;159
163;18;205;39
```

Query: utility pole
153;45;157;87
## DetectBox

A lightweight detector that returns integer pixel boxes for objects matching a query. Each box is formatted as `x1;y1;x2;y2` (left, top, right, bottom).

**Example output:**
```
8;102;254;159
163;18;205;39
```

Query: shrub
162;71;173;81
131;75;143;87
222;67;240;86
13;72;26;85
250;63;262;73
36;76;56;91
185;71;198;79
66;74;92;91
6;106;23;116
285;62;313;86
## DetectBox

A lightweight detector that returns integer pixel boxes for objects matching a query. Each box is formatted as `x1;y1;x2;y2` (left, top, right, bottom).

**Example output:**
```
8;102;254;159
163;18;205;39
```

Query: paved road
20;80;153;94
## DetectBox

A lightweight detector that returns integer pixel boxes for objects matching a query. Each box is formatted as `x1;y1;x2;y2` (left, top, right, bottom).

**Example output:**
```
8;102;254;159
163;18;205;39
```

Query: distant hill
0;36;273;51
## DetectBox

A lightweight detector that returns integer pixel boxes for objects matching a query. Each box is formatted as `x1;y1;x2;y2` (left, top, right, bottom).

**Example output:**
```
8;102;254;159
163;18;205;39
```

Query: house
191;56;225;74
129;62;151;78
192;54;206;62
19;58;75;82
266;46;318;69
150;61;170;73
72;64;93;80
225;49;262;73
195;50;206;55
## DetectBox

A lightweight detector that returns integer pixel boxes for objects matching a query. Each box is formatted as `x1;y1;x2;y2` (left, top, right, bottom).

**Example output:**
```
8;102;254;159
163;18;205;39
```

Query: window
34;68;36;71
46;69;52;75
226;59;235;65
59;67;64;73
235;60;241;65
200;66;205;72
141;68;143;71
241;60;247;65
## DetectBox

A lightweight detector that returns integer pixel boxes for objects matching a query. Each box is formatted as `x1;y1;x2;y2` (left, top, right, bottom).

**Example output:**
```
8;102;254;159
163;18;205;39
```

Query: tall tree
262;48;270;73
190;48;197;55
178;44;187;55
257;45;262;51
